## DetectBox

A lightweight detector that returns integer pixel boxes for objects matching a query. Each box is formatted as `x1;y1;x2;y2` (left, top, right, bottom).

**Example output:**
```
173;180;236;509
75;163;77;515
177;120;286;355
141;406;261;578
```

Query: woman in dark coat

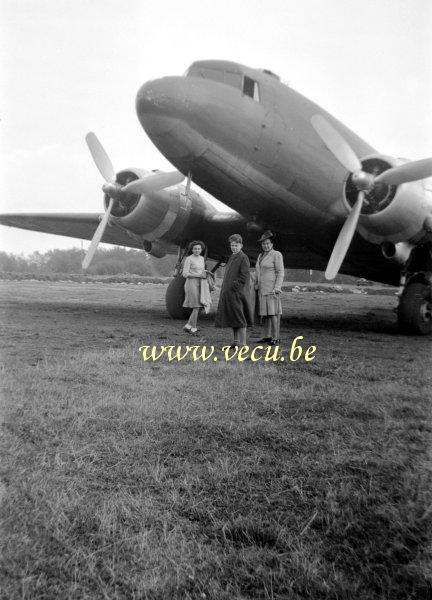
215;234;253;346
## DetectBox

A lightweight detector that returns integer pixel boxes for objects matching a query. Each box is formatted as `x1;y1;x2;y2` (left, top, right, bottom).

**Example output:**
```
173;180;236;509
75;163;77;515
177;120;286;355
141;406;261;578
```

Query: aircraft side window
243;76;260;102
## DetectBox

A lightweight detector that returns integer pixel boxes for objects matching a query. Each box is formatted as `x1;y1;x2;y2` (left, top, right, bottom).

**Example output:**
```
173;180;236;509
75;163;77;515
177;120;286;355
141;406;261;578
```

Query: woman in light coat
182;240;207;334
255;231;284;345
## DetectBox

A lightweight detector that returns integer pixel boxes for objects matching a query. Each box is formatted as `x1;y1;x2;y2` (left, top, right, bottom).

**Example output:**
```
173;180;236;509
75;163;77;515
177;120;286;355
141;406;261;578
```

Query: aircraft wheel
165;274;190;319
397;282;432;335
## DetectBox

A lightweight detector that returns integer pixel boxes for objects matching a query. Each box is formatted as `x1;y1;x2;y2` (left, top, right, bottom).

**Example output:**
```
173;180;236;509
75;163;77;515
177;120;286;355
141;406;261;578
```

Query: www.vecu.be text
139;336;316;363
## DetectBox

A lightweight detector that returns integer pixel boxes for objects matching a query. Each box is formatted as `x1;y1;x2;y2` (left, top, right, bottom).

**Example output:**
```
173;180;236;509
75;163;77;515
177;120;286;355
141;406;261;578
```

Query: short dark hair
228;234;242;244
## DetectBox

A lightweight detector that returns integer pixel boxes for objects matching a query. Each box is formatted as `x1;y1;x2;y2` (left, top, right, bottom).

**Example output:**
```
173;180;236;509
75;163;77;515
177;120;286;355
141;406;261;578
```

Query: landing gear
397;281;432;335
165;274;189;319
396;244;432;335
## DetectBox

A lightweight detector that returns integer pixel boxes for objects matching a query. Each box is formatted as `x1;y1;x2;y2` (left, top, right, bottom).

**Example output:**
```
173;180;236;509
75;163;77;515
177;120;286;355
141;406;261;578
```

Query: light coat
255;249;284;294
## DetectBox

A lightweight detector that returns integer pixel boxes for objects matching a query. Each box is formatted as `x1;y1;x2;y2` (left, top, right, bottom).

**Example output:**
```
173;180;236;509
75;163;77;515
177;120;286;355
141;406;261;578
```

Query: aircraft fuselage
135;60;432;284
136;61;375;240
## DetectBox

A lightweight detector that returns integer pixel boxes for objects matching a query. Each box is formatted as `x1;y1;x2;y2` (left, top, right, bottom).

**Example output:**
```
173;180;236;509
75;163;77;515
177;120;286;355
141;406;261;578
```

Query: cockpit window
198;67;224;83
225;71;242;89
184;64;260;101
185;66;224;83
243;76;260;102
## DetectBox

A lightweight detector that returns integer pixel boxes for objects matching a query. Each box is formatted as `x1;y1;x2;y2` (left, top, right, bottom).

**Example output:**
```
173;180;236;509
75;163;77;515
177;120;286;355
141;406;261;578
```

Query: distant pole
309;269;312;283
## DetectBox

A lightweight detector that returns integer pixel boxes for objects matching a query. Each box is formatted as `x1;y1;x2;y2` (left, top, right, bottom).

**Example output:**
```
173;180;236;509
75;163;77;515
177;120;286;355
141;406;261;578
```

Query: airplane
1;59;431;334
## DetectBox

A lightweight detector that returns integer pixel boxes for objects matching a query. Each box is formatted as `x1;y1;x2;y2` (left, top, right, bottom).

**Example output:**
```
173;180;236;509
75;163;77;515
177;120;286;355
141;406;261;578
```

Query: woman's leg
275;314;281;339
238;327;247;346
187;308;199;327
232;327;246;344
269;315;278;339
257;316;272;342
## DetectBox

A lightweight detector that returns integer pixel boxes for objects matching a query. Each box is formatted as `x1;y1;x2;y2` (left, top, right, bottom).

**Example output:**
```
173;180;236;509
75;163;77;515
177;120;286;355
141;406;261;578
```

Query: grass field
1;281;431;599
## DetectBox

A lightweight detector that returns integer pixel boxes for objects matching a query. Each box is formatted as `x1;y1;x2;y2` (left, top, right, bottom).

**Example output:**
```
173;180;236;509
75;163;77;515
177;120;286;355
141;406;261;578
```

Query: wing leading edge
0;213;143;249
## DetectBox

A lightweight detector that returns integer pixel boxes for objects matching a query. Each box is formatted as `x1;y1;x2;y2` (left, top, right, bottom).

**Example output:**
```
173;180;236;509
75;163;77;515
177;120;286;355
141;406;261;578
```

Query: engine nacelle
108;168;215;247
343;155;432;245
381;241;414;265
103;168;148;217
143;240;167;258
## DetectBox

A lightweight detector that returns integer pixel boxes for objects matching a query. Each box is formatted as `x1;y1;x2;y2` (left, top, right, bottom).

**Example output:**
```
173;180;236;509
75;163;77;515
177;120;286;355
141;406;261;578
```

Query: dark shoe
271;338;281;346
256;337;272;343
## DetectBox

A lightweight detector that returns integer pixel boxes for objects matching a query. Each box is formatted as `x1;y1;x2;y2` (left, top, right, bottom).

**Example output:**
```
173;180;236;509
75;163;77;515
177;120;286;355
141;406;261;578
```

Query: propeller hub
102;182;123;200
345;158;397;215
351;171;374;191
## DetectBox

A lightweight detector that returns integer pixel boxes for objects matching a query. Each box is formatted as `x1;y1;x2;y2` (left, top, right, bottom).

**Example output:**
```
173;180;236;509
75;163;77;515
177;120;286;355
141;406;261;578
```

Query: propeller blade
311;114;362;173
325;192;364;280
374;158;432;186
122;170;185;194
82;198;114;270
85;132;115;183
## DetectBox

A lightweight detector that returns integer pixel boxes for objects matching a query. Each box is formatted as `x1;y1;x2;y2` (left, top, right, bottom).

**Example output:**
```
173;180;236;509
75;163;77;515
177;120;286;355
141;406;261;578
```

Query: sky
1;0;431;255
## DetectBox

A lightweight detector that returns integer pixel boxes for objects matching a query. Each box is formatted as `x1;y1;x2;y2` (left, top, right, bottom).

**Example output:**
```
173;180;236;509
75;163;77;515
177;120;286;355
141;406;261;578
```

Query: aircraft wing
0;213;143;249
0;210;329;270
0;210;400;284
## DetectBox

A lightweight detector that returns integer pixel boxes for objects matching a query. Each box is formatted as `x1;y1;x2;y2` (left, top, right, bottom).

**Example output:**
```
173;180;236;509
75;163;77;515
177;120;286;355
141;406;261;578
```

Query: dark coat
215;251;253;328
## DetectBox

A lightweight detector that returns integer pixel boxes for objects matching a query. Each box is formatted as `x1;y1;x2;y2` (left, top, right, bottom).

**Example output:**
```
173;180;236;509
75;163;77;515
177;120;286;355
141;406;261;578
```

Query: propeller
82;198;114;270
82;132;185;269
325;192;364;280
311;114;432;279
310;114;361;173
123;170;185;194
85;132;115;183
374;158;432;186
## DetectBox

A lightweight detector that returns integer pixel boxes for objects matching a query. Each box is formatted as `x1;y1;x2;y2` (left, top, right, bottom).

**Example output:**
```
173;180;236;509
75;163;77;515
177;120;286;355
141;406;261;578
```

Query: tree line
0;247;177;277
0;246;364;284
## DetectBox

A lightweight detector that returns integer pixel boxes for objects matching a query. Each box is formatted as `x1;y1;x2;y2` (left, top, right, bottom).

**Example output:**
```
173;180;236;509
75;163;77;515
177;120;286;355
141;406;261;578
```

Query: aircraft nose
136;75;214;166
136;77;188;131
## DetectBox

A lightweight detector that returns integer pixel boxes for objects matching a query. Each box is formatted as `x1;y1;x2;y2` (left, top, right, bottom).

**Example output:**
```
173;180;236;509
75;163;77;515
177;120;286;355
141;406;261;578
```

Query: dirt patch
0;279;402;367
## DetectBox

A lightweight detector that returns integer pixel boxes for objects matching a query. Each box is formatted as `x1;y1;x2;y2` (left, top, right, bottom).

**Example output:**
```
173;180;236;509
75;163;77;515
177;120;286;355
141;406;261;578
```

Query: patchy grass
0;281;431;598
1;344;431;599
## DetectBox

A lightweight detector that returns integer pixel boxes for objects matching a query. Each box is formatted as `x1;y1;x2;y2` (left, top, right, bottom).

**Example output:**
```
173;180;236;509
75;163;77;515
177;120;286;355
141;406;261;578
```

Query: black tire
397;282;432;335
165;275;191;319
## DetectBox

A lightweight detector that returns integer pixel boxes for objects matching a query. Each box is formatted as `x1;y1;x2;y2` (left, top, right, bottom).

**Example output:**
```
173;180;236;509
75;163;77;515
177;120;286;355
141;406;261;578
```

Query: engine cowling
103;168;147;217
108;168;214;246
343;155;431;244
381;241;414;265
143;240;168;258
